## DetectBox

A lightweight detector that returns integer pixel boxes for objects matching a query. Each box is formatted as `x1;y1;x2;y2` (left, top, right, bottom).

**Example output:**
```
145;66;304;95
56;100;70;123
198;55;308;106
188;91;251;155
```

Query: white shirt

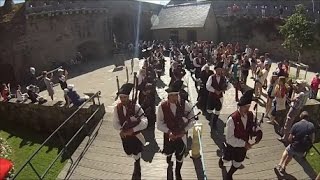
193;58;202;68
157;100;195;134
225;111;261;147
113;103;148;132
257;69;268;84
206;75;221;93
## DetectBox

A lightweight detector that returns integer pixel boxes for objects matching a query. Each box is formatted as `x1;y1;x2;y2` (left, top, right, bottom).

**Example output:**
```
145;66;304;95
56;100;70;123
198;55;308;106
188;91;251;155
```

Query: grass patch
306;142;320;173
0;126;67;179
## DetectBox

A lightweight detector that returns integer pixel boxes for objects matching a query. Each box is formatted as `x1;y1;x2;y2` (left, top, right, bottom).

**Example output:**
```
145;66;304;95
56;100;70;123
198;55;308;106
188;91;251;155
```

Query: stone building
0;0;162;85
151;1;218;42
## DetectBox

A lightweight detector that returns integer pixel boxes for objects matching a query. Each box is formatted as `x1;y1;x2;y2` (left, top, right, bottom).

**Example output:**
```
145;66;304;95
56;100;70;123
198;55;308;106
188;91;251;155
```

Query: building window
170;30;179;42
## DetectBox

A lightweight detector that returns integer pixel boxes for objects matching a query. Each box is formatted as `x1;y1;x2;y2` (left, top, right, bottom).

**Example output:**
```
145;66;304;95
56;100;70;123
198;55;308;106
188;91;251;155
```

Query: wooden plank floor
58;112;317;180
58;58;317;179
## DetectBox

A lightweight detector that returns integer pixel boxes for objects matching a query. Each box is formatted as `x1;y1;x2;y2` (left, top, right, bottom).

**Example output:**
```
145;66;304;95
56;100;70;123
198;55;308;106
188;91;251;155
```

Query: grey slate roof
151;3;211;30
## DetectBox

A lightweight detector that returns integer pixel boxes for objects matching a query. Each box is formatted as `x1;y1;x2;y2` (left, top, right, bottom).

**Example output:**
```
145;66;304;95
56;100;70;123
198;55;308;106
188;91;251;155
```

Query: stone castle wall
0;100;106;134
0;0;162;85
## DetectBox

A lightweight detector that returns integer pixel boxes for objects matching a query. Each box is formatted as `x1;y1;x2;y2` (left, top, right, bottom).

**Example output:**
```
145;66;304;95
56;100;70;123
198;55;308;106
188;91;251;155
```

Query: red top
231;111;254;142
0;158;13;179
1;88;9;102
311;77;320;91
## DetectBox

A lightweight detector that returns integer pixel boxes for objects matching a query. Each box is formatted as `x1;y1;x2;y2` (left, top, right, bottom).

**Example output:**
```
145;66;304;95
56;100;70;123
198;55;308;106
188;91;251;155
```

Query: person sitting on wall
26;85;44;103
65;84;89;107
16;85;29;103
0;83;11;102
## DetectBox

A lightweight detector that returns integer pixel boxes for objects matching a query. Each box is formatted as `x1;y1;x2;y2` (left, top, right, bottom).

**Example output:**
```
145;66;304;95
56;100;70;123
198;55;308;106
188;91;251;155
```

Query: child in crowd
16;85;28;102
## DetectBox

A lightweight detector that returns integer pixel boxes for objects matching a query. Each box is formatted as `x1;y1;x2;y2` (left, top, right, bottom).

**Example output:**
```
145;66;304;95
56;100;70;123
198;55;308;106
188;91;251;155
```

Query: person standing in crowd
58;69;69;105
265;72;279;119
275;111;315;176
254;62;269;99
230;57;241;101
43;71;54;101
197;64;214;110
267;77;288;129
219;89;263;180
310;73;320;99
157;81;195;180
206;62;230;129
241;54;251;85
250;48;259;79
28;67;38;86
278;80;310;143
113;83;148;179
193;53;206;80
138;83;156;128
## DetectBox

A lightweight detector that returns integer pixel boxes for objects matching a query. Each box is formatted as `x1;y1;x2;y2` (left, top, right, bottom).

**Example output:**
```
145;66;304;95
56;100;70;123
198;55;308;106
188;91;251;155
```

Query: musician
113;83;148;179
219;89;263;180
193;53;206;79
197;64;214;110
157;81;196;180
139;83;156;128
137;68;147;91
206;62;230;129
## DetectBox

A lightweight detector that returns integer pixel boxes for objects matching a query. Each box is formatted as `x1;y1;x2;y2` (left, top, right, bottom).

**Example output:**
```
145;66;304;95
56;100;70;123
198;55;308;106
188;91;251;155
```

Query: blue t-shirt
290;120;315;152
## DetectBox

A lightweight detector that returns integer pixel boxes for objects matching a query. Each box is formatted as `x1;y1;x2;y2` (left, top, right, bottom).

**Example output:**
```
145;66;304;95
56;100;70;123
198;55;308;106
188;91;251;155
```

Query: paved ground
55;57;318;179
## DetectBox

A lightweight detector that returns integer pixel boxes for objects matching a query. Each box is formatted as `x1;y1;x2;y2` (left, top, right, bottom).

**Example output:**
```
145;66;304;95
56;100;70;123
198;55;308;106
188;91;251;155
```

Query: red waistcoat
231;111;254;142
161;101;185;134
209;74;227;99
117;101;141;130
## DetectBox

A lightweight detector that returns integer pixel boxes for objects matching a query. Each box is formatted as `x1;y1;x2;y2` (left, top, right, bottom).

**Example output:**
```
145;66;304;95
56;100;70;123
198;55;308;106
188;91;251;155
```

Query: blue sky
0;0;170;6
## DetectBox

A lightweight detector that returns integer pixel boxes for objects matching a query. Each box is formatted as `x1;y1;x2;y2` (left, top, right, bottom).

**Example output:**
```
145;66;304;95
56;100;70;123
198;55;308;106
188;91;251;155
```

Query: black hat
215;61;224;70
237;89;254;106
117;83;134;96
165;80;182;94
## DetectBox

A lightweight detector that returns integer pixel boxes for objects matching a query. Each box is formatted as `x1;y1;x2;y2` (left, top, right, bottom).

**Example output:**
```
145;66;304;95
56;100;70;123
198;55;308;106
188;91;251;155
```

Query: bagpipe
174;103;200;135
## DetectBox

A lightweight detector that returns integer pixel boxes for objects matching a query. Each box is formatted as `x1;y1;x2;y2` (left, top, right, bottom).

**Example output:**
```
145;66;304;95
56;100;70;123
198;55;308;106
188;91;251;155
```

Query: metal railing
13;91;102;179
196;127;207;180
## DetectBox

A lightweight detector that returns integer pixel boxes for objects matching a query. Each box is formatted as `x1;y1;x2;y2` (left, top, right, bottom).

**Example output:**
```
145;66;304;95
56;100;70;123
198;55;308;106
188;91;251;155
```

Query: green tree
280;4;314;78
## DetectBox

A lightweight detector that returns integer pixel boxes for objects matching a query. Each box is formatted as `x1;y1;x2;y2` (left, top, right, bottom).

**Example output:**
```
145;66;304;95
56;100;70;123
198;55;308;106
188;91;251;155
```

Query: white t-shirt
258;69;268;84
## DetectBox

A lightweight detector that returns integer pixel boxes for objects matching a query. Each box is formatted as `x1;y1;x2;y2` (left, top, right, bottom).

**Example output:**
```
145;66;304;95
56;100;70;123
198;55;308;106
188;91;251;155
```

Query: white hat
30;67;35;74
296;79;307;84
67;84;74;89
58;69;64;72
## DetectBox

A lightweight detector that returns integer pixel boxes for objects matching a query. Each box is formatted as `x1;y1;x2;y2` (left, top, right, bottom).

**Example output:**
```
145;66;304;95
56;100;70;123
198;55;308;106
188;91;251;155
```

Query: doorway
187;30;197;42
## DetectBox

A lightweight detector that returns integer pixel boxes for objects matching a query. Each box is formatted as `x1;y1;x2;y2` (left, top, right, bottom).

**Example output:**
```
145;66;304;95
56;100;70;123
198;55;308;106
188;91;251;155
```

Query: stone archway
76;40;103;61
0;63;16;85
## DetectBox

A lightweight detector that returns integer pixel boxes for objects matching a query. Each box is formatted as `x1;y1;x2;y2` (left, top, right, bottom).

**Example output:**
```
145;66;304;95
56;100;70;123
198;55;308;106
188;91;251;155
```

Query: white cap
67;84;74;89
30;67;35;74
296;79;307;84
58;69;64;72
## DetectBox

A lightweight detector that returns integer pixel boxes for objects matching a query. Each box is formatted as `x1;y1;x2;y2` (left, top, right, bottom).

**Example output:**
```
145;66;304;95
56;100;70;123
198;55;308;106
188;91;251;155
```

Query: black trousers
122;136;143;156
207;96;222;114
162;134;185;161
222;143;247;163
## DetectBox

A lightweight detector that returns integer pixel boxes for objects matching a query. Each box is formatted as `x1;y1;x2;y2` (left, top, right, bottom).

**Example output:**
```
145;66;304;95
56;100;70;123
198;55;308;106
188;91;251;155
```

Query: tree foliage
280;4;314;56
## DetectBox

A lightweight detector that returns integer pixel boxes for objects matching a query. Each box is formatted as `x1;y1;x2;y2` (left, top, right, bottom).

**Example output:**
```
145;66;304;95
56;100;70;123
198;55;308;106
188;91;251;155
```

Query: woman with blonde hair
265;72;279;118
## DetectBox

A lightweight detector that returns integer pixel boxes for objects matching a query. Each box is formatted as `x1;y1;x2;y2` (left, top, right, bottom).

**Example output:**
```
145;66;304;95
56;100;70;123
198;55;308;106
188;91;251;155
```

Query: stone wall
216;16;320;72
0;1;162;85
0;100;106;135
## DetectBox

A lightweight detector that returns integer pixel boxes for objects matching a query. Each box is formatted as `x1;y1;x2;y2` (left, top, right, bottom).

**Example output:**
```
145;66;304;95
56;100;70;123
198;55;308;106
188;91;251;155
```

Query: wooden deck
58;110;317;179
58;58;317;179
